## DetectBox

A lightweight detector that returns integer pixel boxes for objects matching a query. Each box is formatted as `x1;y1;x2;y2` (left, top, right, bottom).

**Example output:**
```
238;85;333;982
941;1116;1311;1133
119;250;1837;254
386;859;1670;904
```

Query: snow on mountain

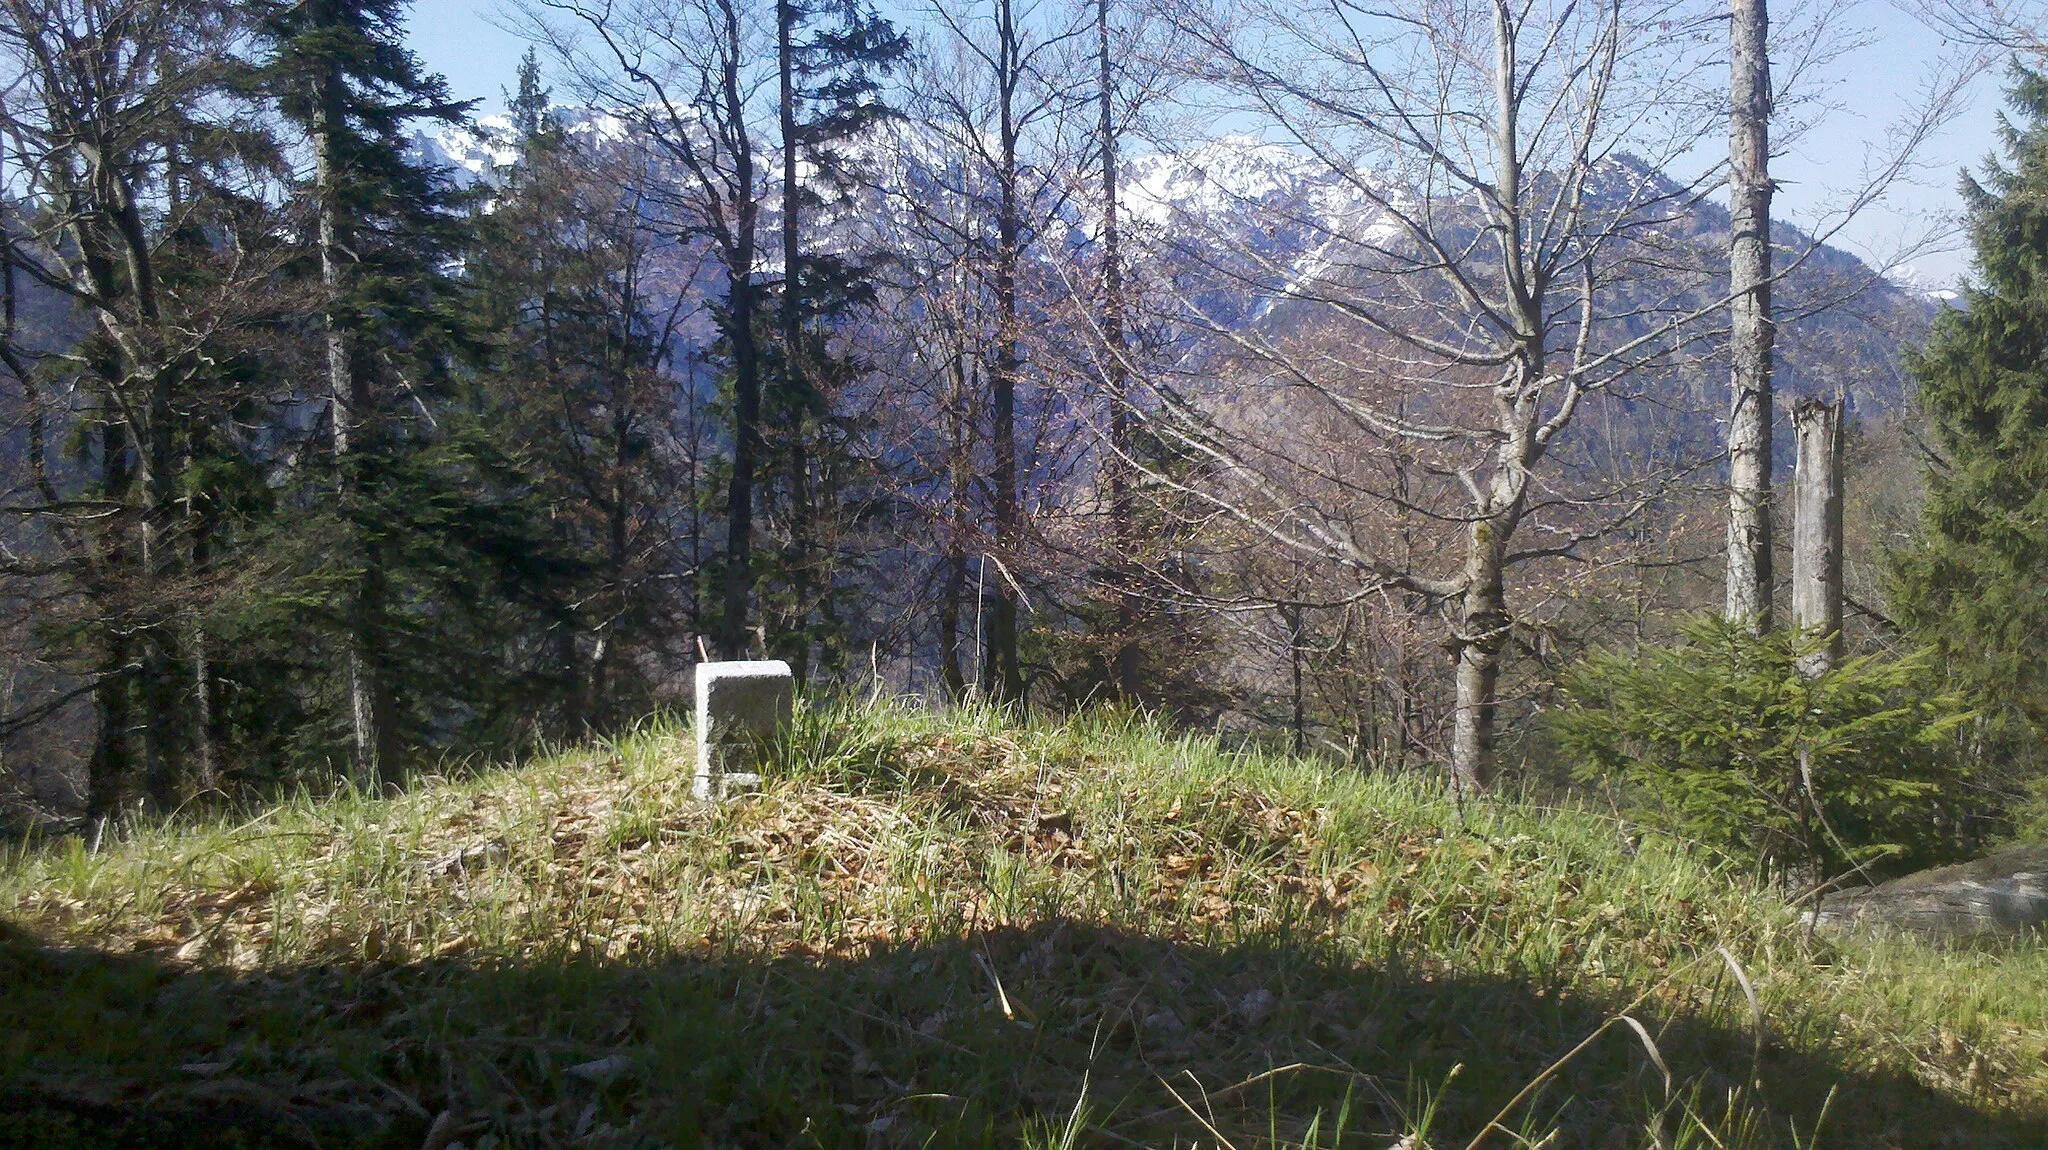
409;108;640;190
1123;135;1404;244
1125;136;1325;226
410;117;520;185
407;106;1933;415
1885;263;1966;306
410;110;1934;305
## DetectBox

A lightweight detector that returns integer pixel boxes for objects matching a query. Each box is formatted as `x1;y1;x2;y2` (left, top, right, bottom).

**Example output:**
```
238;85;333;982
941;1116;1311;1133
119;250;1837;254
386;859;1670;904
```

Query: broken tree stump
694;660;793;801
1791;397;1845;677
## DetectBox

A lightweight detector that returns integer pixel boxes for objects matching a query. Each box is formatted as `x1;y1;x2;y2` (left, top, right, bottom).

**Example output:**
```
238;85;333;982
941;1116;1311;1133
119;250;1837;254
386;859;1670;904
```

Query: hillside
3;703;2045;1147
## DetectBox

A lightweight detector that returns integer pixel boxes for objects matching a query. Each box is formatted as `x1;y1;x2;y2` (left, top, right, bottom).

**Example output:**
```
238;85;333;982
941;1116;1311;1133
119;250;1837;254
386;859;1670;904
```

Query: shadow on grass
0;917;2038;1148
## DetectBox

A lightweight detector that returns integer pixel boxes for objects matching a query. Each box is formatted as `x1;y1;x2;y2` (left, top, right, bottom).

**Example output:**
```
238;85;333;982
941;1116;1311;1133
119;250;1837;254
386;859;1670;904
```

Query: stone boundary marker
694;660;793;801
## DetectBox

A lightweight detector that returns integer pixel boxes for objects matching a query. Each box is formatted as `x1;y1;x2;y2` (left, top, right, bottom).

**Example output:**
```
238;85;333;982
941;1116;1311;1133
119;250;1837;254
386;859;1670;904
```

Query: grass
1;698;2044;1147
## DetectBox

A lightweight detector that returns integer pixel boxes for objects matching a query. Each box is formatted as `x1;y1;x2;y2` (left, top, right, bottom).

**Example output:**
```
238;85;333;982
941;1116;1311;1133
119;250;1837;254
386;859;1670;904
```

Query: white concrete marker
694;660;793;801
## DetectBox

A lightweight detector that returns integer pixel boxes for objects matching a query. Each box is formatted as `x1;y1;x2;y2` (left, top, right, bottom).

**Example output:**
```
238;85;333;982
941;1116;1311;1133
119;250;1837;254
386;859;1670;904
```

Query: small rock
565;1054;633;1083
1235;987;1277;1024
425;841;507;877
1141;1007;1185;1033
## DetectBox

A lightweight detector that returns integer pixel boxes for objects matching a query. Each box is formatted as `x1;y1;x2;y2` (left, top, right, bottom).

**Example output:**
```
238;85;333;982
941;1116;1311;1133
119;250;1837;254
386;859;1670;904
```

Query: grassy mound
2;702;2045;1147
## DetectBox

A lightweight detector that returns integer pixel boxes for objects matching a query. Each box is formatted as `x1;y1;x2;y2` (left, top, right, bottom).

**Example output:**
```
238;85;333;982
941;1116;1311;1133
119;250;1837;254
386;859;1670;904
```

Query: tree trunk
778;0;813;683
87;640;135;830
596;391;628;728
86;412;137;824
983;0;1025;703
361;558;403;789
189;619;216;792
1099;0;1139;700
720;273;763;662
719;8;764;662
1725;0;1775;630
940;352;972;698
89;131;183;809
1285;602;1304;755
939;552;967;697
141;635;179;810
1450;518;1508;795
593;253;638;732
187;427;218;794
559;623;588;736
685;355;706;646
312;57;390;789
1791;397;1843;677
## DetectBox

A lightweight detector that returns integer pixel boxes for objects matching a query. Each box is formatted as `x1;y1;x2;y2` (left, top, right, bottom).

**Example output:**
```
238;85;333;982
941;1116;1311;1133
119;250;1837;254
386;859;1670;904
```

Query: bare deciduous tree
1907;0;2048;59
1137;0;1735;791
0;0;282;814
1126;0;1969;787
866;0;1088;700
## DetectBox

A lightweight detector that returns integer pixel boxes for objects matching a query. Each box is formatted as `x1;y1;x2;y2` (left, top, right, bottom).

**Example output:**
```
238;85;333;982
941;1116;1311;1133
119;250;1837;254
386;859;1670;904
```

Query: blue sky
403;0;2010;284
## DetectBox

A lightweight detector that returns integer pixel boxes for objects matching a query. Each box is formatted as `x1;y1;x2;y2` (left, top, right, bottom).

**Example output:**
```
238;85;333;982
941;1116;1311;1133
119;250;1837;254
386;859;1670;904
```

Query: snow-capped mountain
409;110;1935;420
409;107;641;190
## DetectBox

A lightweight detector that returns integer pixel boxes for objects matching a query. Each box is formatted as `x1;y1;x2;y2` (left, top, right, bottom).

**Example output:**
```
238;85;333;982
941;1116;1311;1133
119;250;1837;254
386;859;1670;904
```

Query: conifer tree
466;57;685;735
1894;68;2048;737
768;0;906;680
257;0;566;783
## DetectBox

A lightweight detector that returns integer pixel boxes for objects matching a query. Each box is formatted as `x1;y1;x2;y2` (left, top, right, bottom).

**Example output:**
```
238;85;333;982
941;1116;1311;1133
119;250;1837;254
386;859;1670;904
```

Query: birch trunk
1726;0;1775;630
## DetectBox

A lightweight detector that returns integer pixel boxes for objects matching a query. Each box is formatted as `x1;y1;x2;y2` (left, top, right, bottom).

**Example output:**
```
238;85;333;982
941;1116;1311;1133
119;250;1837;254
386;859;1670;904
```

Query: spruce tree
767;0;907;680
256;0;567;783
1893;68;2048;738
465;60;682;736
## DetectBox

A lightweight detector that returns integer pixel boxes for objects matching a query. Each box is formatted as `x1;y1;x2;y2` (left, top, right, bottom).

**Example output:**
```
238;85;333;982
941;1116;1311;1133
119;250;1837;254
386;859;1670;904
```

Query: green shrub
1551;615;1974;880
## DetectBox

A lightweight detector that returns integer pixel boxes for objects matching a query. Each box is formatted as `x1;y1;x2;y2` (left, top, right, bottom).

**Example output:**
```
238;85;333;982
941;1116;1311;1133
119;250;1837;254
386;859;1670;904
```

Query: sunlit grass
2;698;2043;1146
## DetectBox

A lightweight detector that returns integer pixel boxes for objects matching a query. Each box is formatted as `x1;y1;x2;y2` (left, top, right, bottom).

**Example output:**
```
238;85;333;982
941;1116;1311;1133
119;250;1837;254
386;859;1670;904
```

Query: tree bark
983;0;1025;703
189;621;216;791
778;0;814;682
1791;397;1843;676
87;639;135;829
1725;0;1775;630
186;423;219;794
718;0;764;661
314;56;397;788
86;414;137;823
1099;0;1139;699
140;637;179;810
940;352;972;698
1284;602;1304;755
1450;517;1508;795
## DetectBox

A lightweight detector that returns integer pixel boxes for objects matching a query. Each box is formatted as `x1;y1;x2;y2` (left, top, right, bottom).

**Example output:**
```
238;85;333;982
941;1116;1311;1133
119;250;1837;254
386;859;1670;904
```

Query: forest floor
2;701;2046;1148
